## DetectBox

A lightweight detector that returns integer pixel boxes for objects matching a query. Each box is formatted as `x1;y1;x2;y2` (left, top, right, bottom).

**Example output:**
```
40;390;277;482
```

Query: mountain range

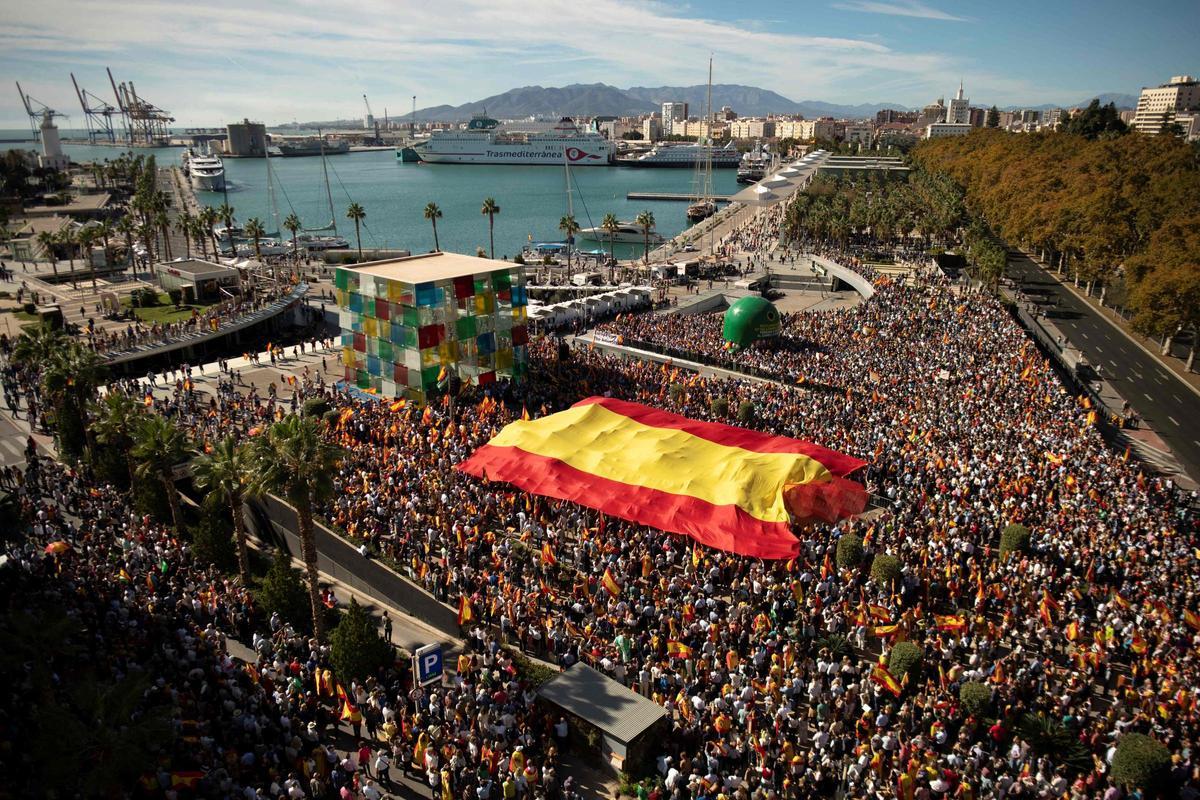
297;84;1139;126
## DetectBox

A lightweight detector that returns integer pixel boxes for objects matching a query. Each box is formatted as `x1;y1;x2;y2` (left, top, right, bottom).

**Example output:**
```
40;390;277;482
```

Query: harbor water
3;135;741;260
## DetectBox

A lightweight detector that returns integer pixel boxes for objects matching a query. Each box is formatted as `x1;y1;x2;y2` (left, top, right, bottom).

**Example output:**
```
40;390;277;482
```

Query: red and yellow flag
870;663;902;697
541;541;557;566
601;567;621;598
667;640;694;659
1185;609;1200;631
457;595;473;626
456;397;866;560
1065;621;1080;641
934;614;967;632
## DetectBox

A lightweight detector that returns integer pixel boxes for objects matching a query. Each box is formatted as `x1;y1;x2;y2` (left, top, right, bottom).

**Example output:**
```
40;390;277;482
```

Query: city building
226;118;268;157
719;106;738;121
335;252;528;402
774;119;807;139
876;109;917;125
925;122;973;138
1020;109;1040;126
680;120;726;140
999;111;1017;129
1132;75;1200;135
641;115;661;142
37;111;70;172
946;82;970;124
1042;108;1065;129
843;124;874;146
799;118;840;140
728;119;776;139
660;101;688;136
968;107;987;128
154;259;241;303
917;98;946;130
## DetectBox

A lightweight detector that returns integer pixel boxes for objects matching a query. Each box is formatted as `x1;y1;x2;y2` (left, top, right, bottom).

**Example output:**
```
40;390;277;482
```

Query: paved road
1006;251;1200;482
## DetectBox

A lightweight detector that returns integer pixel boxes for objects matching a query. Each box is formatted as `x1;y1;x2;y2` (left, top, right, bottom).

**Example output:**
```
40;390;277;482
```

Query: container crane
71;73;117;144
362;93;381;144
15;81;67;138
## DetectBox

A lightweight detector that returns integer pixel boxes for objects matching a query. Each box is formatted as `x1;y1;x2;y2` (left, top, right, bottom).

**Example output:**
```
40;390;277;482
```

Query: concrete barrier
244;493;460;636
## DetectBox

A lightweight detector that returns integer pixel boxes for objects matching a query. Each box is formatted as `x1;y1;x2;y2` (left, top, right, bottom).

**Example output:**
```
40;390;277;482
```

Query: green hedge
871;553;902;587
887;641;922;681
1111;733;1170;791
959;681;991;716
999;524;1031;557
836;534;864;569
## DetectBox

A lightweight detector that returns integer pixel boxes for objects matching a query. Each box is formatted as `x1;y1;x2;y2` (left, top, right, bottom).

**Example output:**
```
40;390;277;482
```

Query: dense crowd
87;283;307;357
4;210;1200;800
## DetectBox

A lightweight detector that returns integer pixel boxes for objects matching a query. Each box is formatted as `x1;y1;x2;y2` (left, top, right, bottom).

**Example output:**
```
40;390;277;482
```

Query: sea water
3;135;740;260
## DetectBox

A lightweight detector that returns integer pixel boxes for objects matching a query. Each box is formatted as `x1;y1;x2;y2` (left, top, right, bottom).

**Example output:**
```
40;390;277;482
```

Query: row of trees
912;128;1200;365
13;326;356;645
781;169;965;250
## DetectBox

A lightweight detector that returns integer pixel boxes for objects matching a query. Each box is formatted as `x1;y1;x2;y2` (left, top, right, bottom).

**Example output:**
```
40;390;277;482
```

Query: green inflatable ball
723;295;781;349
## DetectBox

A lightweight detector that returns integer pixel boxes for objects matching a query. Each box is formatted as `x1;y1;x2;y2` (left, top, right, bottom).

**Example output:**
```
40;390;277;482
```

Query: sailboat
292;136;349;251
687;58;718;223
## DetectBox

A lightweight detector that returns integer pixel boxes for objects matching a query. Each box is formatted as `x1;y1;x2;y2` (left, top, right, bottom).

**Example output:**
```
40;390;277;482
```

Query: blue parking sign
413;643;443;687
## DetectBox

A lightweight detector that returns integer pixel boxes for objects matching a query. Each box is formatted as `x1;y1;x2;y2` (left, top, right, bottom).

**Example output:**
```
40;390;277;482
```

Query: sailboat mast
319;128;337;234
704;56;713;202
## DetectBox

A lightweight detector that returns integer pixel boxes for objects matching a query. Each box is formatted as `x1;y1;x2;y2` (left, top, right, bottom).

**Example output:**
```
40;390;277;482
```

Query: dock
626;192;732;202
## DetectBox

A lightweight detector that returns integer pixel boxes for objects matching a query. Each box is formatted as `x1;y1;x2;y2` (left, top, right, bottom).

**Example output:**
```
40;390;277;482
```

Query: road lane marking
1167;416;1179;426
1144;393;1153;400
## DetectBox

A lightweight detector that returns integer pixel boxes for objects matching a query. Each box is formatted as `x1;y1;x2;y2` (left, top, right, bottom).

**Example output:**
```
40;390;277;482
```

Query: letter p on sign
413;643;443;687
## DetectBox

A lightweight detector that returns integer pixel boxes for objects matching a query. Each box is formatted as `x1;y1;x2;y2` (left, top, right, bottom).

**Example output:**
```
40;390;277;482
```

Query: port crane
363;93;381;144
70;72;118;144
107;67;174;146
15;81;67;138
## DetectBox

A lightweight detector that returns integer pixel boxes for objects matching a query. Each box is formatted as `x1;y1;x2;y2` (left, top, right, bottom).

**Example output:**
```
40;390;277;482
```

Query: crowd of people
3;197;1199;800
86;282;308;357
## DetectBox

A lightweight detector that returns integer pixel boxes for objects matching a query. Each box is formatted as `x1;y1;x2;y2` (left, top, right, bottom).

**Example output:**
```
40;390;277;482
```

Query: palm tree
96;220;113;276
601;212;621;278
77;227;100;294
558;214;579;276
480;197;500;259
153;209;172;261
283;213;302;272
192;436;258;584
423;202;442;251
35;231;59;283
191;217;208;260
635;210;655;264
250;414;345;640
12;325;68;369
131;415;190;532
217;202;236;256
244;217;265;262
41;341;106;462
114;216;135;273
58;228;79;289
174;211;194;259
199;206;220;258
91;390;145;487
346;202;366;262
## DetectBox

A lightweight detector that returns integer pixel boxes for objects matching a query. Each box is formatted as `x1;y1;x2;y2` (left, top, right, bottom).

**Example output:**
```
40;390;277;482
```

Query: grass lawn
120;293;217;324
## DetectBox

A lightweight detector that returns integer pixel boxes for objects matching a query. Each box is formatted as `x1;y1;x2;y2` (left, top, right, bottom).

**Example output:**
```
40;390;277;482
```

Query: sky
1;0;1195;127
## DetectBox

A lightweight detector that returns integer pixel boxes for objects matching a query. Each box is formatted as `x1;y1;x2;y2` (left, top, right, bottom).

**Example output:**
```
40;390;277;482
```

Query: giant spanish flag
457;396;866;559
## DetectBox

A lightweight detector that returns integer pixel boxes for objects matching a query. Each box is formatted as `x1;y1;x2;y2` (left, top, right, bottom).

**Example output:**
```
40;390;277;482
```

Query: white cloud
831;0;966;22
1;0;969;125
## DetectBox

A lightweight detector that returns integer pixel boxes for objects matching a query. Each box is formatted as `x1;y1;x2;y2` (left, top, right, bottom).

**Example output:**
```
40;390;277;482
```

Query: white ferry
578;221;664;245
182;149;226;192
413;115;614;166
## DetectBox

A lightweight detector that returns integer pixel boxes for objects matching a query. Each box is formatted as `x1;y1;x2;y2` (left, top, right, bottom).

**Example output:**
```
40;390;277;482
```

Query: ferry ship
413;115;614;166
736;142;771;184
615;141;741;169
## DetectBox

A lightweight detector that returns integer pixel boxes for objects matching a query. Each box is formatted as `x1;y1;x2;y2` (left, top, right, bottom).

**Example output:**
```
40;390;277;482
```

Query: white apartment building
661;101;688;136
728;119;777;139
800;118;840;140
925;122;972;138
1132;76;1200;135
641;116;661;142
946;82;970;124
774;119;806;139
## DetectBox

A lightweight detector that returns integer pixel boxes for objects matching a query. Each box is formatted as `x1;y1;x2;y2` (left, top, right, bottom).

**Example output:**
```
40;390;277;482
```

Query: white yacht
287;234;349;251
615;141;741;169
578;221;665;245
184;149;226;192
